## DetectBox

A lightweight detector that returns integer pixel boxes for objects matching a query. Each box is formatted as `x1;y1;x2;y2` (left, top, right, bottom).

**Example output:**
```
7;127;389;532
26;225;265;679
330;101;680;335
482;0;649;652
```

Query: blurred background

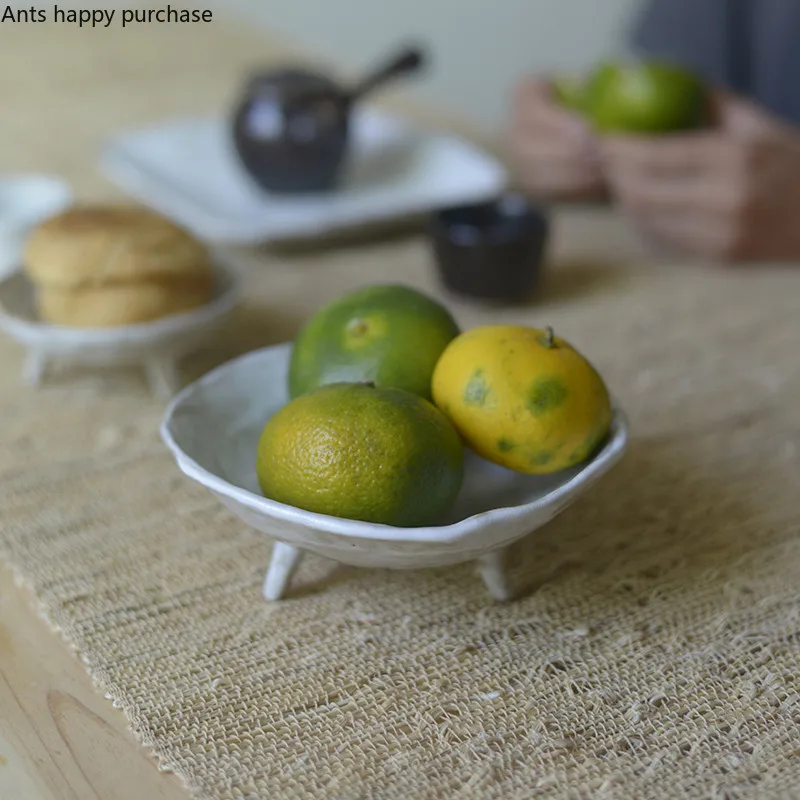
215;0;640;130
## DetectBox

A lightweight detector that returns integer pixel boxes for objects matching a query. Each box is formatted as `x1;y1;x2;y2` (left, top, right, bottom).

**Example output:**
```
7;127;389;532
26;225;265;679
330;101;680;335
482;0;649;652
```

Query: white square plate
100;109;508;244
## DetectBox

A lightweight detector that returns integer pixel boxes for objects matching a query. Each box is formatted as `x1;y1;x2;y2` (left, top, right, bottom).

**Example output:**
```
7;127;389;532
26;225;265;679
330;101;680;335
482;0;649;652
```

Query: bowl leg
145;356;180;399
477;550;512;602
263;542;304;601
23;349;48;387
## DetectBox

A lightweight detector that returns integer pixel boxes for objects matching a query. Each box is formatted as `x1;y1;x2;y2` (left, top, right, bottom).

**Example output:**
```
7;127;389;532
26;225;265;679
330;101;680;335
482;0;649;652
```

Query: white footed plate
0;260;240;397
160;343;630;601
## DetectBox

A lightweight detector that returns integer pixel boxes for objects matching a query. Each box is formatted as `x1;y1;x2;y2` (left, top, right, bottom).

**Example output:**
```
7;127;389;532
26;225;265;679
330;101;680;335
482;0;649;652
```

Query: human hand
509;77;606;201
601;92;800;263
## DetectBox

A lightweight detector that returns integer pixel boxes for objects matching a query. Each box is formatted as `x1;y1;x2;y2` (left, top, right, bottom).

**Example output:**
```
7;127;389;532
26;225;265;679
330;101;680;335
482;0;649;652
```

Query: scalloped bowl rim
160;343;630;545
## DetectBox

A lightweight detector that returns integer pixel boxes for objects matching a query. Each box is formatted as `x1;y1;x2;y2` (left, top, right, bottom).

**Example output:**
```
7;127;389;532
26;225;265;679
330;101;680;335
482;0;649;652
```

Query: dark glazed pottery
231;46;426;196
232;69;351;195
428;193;550;304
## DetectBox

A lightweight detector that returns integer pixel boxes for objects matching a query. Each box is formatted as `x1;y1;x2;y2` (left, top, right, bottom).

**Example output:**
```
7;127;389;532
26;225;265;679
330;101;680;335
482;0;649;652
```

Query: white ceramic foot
23;349;48;387
145;356;180;399
263;542;304;601
477;550;512;602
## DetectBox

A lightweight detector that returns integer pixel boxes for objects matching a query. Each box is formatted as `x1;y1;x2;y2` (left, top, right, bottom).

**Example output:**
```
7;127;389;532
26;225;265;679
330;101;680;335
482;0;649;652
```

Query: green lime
256;382;464;527
288;284;460;401
585;60;707;134
551;73;588;112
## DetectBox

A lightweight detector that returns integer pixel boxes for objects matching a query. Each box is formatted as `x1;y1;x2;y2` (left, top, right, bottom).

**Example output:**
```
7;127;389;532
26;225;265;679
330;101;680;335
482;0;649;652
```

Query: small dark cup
428;193;550;303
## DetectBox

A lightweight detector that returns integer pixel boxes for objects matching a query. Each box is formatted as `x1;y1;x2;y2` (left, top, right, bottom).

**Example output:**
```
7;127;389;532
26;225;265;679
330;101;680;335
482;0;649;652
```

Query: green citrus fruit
256;382;464;527
551;73;588;113
432;325;612;475
288;284;460;401
584;60;707;134
553;61;616;115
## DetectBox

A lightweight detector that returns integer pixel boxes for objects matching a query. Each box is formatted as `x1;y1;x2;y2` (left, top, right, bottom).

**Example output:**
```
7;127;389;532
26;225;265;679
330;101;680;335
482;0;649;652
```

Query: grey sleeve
631;0;800;124
629;0;741;88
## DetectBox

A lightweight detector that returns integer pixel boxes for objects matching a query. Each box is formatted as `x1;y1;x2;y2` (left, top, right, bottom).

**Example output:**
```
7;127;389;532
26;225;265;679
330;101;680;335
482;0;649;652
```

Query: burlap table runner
3;15;800;800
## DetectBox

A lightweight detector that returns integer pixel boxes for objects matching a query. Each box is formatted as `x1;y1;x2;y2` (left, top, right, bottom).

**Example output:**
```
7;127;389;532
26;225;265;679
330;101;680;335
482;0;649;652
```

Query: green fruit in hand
256;382;464;527
583;60;618;108
551;73;587;112
288;284;460;401
553;62;616;115
584;60;707;134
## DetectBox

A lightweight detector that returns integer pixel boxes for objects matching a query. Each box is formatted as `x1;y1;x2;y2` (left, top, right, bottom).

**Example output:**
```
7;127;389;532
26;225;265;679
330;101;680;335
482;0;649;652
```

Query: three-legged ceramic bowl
0;260;240;398
160;343;629;600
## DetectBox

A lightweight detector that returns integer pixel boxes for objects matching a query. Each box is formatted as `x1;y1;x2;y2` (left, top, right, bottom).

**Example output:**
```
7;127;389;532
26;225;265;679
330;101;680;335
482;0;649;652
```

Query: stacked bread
23;205;215;327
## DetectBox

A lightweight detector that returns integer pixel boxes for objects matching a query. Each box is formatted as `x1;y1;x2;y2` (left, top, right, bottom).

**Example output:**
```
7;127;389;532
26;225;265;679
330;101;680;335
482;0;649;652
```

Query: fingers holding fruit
599;107;800;262
528;60;800;262
510;60;708;203
509;77;606;201
600;134;744;249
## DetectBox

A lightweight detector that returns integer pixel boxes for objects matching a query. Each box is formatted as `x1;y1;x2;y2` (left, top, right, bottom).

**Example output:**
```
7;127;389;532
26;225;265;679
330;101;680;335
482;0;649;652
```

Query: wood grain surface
0;566;187;800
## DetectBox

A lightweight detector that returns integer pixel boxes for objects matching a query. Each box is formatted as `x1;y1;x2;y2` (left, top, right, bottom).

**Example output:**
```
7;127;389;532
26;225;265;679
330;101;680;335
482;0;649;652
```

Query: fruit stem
348;318;369;337
543;326;555;348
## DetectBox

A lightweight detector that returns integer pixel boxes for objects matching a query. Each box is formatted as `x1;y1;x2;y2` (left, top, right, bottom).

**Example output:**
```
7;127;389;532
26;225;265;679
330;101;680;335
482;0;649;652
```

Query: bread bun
24;205;213;290
23;204;215;327
36;278;214;327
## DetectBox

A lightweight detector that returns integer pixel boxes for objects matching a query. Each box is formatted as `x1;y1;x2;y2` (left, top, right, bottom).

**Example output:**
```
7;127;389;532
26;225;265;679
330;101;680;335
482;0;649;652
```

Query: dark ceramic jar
232;69;351;195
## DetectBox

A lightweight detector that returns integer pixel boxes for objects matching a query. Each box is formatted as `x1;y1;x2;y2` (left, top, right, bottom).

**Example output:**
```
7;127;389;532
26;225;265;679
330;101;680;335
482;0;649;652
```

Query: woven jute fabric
4;16;800;800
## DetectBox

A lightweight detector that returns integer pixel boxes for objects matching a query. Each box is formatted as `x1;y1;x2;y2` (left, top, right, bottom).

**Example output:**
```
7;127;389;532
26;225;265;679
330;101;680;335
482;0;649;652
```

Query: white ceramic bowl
0;174;73;276
160;343;630;601
0;260;240;397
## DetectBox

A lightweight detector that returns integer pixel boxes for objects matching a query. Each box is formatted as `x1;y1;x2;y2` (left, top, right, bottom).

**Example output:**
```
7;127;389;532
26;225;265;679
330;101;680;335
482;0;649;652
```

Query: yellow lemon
256;382;464;527
432;325;612;474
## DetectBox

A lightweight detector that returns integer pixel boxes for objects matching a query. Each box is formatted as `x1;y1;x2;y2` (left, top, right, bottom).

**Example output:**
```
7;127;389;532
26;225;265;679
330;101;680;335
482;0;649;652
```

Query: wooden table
0;13;645;800
0;566;187;799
